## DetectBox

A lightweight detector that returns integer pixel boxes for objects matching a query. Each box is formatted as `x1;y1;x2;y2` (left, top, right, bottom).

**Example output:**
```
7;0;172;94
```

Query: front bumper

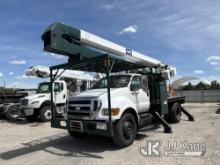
51;118;113;137
20;108;34;116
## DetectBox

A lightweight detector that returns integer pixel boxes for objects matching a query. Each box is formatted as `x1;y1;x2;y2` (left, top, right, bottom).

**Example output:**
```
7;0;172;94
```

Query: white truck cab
20;80;67;121
68;74;150;124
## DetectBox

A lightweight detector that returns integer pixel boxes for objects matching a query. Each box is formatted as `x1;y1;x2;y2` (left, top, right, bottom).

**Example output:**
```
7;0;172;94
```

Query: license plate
96;122;107;130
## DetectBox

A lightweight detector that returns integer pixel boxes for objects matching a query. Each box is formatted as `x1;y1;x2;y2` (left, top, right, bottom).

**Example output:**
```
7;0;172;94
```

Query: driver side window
130;76;142;91
54;82;63;92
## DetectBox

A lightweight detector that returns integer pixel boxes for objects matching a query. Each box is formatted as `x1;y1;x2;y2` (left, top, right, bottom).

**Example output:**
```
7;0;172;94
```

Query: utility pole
3;79;5;89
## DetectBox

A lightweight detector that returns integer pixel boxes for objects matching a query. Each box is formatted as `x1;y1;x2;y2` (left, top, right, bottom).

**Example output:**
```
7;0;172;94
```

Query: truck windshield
92;75;131;89
37;83;50;93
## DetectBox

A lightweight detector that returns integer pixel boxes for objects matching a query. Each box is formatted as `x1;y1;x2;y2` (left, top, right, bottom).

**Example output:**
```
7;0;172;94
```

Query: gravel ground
0;103;219;165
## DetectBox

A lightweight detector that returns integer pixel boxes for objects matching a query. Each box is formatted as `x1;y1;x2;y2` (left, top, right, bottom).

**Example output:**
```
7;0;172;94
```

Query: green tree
210;80;220;89
0;87;15;94
195;81;208;89
182;82;194;90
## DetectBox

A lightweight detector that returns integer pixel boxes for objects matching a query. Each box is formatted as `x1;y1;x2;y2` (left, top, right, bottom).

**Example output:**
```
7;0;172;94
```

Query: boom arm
42;22;176;79
42;22;161;66
25;65;95;81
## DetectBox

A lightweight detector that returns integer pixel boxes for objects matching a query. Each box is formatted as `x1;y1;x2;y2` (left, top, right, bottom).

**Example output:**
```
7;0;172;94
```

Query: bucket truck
20;65;95;121
41;22;194;147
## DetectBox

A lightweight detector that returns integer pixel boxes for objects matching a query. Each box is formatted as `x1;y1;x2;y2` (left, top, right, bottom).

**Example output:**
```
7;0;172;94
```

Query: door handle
63;94;66;98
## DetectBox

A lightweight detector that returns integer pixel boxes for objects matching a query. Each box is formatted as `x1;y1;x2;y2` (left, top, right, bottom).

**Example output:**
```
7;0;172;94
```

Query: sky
1;0;220;88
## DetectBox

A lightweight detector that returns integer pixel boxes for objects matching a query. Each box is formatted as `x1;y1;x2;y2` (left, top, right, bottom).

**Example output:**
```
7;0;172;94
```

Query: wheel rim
10;108;18;118
44;109;52;120
123;120;134;139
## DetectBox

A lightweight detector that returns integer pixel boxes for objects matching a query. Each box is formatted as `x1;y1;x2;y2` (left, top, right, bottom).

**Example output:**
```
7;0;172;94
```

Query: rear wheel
113;113;137;147
6;105;19;121
40;106;52;122
166;103;182;123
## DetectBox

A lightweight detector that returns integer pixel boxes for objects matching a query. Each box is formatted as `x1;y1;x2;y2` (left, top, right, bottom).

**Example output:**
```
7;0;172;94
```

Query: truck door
130;76;150;113
54;82;66;104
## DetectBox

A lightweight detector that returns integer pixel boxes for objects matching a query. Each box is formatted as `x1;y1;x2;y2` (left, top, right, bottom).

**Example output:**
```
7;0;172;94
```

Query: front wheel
40;106;52;122
113;113;137;147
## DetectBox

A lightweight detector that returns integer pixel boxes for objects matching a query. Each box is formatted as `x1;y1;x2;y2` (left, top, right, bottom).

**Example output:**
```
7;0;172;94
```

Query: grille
20;99;28;106
68;97;98;119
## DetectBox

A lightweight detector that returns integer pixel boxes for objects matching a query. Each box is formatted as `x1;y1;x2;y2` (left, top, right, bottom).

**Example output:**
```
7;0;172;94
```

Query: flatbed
168;96;185;104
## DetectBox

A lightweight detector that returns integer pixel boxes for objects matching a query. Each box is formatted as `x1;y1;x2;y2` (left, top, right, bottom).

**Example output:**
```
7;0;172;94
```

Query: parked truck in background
20;80;67;121
20;66;96;121
0;89;36;120
41;22;194;147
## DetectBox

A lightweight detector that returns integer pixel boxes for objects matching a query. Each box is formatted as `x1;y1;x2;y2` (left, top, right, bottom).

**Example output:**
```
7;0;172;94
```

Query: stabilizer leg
152;111;172;133
181;107;194;121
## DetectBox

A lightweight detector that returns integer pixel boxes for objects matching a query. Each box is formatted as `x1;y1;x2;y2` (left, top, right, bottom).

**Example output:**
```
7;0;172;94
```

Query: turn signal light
103;108;120;116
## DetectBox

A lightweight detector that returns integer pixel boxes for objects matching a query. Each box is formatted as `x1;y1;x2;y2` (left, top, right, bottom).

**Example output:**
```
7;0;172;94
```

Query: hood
73;88;127;98
75;89;109;98
22;93;48;101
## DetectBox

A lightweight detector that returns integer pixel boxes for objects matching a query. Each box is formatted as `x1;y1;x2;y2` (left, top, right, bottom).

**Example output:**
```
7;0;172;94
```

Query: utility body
42;22;194;147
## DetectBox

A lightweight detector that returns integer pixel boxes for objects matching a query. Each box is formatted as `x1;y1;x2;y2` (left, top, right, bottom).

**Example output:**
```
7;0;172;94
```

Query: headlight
93;99;102;111
31;101;40;104
103;108;120;116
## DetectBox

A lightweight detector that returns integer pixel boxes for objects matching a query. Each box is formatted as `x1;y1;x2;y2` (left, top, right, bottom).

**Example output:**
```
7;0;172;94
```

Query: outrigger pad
151;111;173;133
181;107;195;121
164;126;172;133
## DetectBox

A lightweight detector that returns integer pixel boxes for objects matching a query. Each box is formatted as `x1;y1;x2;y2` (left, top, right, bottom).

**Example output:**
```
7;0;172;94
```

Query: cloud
193;70;204;74
8;72;14;75
102;4;115;11
0;72;3;77
45;52;67;60
9;59;26;65
206;56;220;65
7;81;36;89
202;75;220;83
101;4;127;11
119;25;138;35
16;74;36;80
210;62;219;65
207;56;220;61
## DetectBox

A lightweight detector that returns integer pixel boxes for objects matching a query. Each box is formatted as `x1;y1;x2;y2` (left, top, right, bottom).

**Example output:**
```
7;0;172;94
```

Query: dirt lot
0;103;219;165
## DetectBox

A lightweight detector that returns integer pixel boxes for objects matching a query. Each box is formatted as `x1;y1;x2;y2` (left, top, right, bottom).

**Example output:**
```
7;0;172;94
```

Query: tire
68;130;87;139
168;103;182;123
40;106;52;122
6;105;19;121
113;113;137;147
